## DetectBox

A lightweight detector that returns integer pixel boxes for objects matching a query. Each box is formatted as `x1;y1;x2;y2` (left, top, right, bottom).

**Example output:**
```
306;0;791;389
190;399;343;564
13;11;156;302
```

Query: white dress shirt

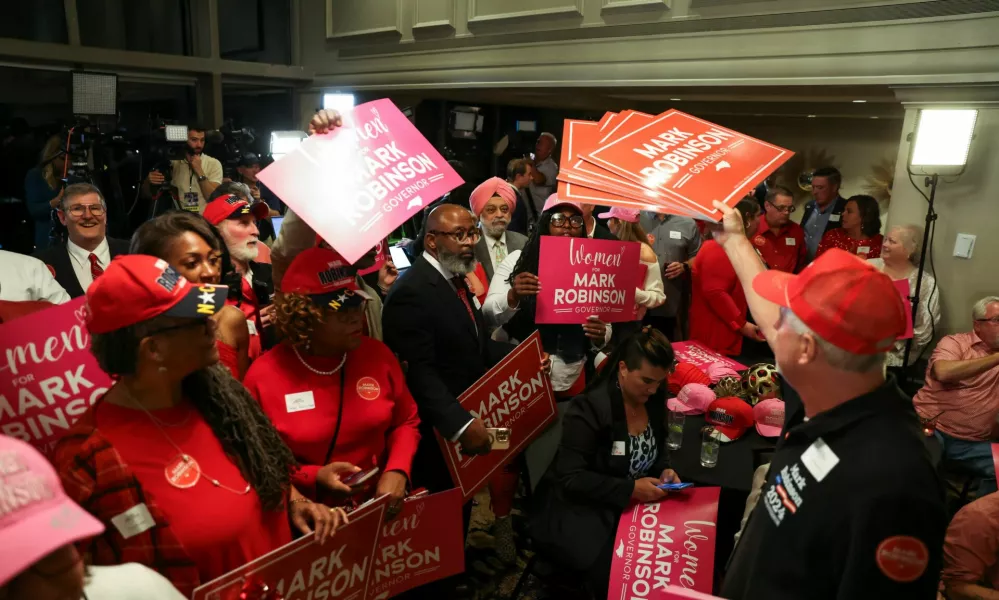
0;250;71;303
528;157;558;212
483;249;613;391
422;251;476;441
67;237;110;293
84;564;187;599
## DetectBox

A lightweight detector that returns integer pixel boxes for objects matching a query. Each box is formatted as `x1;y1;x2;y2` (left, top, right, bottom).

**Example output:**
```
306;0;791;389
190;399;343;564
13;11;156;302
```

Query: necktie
88;253;104;280
451;276;476;323
494;240;507;264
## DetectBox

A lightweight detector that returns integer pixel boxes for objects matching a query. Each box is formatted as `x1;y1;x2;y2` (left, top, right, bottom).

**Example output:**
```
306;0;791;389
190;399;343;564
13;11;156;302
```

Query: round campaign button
356;377;381;401
164;454;201;489
876;535;929;583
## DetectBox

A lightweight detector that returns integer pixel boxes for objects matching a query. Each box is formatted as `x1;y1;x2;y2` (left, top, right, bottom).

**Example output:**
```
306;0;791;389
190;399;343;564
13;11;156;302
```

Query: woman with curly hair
816;194;884;259
130;210;251;379
52;255;340;599
243;246;421;519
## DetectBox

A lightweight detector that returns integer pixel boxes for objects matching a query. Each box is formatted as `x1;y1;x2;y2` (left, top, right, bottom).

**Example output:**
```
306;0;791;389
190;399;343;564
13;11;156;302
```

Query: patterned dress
629;423;659;478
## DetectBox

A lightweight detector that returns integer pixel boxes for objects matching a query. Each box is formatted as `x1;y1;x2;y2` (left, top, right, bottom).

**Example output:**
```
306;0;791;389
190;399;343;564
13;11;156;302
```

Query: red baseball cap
202;194;269;225
86;255;228;334
281;247;372;311
752;248;906;355
706;397;755;442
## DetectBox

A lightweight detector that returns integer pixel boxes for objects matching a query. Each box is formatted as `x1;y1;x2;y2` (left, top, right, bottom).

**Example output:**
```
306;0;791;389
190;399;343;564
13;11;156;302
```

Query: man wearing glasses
33;183;129;298
914;296;999;495
752;185;806;274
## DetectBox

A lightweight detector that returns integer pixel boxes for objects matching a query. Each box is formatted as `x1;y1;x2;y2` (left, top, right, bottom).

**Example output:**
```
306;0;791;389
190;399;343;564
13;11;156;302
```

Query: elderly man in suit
469;177;528;284
33;183;129;298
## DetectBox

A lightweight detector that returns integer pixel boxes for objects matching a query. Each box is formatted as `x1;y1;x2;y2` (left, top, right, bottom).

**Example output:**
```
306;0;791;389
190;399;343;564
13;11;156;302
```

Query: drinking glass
667;412;685;450
700;427;720;468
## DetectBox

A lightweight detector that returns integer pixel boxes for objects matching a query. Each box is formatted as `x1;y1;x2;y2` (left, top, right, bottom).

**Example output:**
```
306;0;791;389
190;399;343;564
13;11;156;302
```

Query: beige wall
886;106;999;336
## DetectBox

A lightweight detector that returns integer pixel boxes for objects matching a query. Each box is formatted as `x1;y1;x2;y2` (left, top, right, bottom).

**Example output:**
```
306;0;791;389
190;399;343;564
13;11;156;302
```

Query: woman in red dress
54;256;338;598
690;199;766;357
131;211;253;379
816;194;883;260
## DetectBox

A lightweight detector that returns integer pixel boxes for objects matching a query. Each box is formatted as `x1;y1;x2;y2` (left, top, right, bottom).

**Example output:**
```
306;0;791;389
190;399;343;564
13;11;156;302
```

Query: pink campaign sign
0;298;113;455
672;341;747;372
257;99;464;265
535;236;641;325
608;487;721;600
893;279;914;340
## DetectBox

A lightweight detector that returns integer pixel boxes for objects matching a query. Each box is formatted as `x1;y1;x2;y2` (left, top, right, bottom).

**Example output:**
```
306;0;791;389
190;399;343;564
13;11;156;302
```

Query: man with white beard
469;177;528;283
203;190;274;360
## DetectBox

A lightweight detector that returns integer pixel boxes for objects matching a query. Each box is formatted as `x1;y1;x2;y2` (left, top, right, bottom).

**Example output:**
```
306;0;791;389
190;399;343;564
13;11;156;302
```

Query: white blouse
868;258;941;366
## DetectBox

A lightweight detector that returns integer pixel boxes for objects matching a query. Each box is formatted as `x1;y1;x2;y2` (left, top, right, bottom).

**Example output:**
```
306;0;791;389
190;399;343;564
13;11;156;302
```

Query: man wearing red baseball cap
708;201;946;600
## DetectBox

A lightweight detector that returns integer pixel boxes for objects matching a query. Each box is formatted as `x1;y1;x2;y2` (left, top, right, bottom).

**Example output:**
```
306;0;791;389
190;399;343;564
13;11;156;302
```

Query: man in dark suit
383;204;512;495
580;203;617;240
505;158;537;236
468;176;529;284
800;166;848;263
33;183;129;298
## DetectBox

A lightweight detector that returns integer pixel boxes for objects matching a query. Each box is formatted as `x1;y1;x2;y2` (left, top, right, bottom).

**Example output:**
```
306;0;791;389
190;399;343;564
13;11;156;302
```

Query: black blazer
33;237;130;298
529;379;670;571
590;221;617;241
383;255;512;440
800;195;847;238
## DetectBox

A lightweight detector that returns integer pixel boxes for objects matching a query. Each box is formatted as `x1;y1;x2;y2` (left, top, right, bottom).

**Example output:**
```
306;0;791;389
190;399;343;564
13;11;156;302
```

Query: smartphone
487;428;511;450
658;482;694;491
341;466;379;487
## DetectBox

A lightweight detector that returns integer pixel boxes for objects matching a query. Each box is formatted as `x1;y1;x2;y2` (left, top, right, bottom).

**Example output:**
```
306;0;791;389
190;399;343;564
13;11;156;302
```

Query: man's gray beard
230;241;259;262
482;220;509;238
438;246;477;274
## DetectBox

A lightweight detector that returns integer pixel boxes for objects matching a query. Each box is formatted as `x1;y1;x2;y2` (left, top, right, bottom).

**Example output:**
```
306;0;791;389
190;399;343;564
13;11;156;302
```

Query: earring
158;366;168;373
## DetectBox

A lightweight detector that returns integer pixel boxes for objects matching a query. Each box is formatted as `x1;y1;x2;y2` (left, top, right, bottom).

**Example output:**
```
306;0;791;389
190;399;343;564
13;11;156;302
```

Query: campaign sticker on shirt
800;438;839;482
246;319;258;336
356;376;381;401
669;230;682;240
876;536;929;583
785;237;796;246
111;503;156;540
285;391;316;413
830;214;841;222
611;441;626;456
164;454;201;489
857;246;870;256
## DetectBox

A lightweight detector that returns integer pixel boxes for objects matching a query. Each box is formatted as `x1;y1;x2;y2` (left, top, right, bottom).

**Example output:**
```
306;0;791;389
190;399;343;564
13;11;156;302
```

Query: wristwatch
196;174;207;182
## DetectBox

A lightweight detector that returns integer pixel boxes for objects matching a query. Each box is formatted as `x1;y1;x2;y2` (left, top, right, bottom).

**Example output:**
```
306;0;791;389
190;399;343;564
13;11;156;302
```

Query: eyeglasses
145;319;212;337
550;214;585;229
66;204;105;217
430;229;480;243
975;317;999;324
767;201;796;214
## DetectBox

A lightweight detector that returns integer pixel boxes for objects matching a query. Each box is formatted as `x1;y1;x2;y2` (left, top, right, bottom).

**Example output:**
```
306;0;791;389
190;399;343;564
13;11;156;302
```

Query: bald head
424;204;479;273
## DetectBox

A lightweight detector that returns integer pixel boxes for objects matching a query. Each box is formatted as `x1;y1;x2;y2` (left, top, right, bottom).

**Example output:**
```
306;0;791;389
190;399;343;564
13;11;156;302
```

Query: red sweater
243;338;421;502
689;240;748;357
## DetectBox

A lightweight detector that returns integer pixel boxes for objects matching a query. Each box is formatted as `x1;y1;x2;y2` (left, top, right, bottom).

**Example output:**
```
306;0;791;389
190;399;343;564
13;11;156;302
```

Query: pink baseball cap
0;436;104;586
753;398;786;438
667;383;716;415
542;193;581;213
597;207;639;222
705;362;740;383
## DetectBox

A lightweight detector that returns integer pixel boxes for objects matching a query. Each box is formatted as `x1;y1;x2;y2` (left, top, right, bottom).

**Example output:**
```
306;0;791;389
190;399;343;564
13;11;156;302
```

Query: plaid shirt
52;409;201;598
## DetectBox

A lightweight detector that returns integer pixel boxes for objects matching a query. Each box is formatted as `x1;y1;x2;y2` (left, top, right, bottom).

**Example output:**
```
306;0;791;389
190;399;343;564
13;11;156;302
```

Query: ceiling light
853;100;867;103
806;115;816;118
670;98;681;101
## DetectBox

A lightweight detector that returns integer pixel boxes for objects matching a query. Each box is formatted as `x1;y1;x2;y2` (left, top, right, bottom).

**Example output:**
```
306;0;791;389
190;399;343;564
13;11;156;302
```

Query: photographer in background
33;183;129;298
24;134;65;250
143;125;222;213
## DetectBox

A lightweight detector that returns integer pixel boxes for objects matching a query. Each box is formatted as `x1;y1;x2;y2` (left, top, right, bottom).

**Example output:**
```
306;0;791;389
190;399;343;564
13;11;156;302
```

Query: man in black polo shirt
709;200;946;599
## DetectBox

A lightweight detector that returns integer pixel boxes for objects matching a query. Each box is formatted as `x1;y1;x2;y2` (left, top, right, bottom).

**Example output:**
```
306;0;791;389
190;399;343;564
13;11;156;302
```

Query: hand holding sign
309;109;343;135
458;418;492;456
711;199;746;248
583;315;609;343
509;272;541;308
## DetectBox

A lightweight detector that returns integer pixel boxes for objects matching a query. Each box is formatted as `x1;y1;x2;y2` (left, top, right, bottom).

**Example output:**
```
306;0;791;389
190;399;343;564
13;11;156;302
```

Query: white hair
783;308;886;373
891;224;923;266
226;181;253;200
973;296;999;320
539;132;558;146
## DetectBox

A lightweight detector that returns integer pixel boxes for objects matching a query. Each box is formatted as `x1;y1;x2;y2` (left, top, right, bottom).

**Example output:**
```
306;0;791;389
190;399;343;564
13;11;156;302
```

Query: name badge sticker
800;438;839;482
285;391;316;413
472;296;482;310
246;319;258;336
857;246;870;255
611;441;626;456
830;214;841;222
111;503;156;539
785;237;796;246
669;230;682;240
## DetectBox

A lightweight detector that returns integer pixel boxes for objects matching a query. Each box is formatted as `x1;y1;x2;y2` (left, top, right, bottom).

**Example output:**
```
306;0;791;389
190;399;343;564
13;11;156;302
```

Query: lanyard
323;365;347;465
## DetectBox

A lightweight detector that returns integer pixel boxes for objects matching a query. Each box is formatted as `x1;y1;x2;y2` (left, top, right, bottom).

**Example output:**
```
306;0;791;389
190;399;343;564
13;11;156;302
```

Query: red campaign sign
584;110;792;220
357;238;389;277
535;236;642;325
672;341;747;373
437;332;556;502
366;489;465;599
893;279;914;340
257;99;464;265
193;497;388;600
608;487;721;600
992;444;999;484
0;297;113;455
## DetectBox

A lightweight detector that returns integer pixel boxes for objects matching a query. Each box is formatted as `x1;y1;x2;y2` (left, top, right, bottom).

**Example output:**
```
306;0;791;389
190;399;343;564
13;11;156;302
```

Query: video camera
217;119;256;179
145;121;190;185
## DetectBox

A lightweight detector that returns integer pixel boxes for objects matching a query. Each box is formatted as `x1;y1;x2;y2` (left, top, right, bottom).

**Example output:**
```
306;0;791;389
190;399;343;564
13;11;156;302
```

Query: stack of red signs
557;110;793;221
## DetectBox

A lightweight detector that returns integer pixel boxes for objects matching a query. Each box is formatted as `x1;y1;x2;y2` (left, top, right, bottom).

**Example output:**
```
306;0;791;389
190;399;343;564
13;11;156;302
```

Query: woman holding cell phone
243;246;421;519
528;327;682;598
